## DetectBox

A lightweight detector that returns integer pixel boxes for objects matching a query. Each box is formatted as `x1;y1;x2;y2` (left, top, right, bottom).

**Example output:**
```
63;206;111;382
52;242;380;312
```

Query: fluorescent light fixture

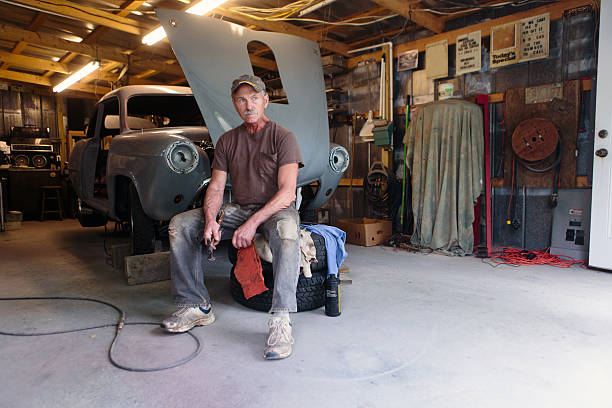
142;0;229;45
185;0;228;15
142;26;166;45
53;60;100;93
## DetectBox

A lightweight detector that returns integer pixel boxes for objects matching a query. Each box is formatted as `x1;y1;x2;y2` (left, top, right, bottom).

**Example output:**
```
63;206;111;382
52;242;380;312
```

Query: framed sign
491;22;519;68
519;13;549;62
397;49;418;71
426;40;448;79
456;31;481;75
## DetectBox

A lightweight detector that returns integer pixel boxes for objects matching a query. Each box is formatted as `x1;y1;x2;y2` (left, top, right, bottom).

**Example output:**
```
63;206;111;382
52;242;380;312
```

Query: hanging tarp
403;99;484;255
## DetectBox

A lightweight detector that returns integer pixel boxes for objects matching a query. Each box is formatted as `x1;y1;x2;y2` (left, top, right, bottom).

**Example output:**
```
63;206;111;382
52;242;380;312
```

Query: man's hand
232;220;257;249
204;221;221;249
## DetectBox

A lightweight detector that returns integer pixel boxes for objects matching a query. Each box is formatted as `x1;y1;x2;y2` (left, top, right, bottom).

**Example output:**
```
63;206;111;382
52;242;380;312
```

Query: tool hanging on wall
364;161;396;220
506;118;562;226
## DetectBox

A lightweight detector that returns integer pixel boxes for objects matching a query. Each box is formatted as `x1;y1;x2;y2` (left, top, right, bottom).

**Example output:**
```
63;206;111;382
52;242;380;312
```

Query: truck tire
230;264;326;312
129;183;156;255
227;231;327;272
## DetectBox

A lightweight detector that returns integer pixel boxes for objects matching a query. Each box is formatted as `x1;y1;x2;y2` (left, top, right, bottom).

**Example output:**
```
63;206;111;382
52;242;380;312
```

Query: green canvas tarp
403;99;484;255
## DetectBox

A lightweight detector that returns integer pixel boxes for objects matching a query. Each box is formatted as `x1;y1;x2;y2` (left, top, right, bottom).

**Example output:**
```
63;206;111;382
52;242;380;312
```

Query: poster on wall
456;30;481;75
426;40;448;79
397;49;418;71
519;13;549;62
490;22;518;68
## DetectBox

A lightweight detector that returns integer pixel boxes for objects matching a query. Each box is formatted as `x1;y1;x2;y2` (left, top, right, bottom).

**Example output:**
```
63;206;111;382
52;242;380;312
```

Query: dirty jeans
168;203;301;313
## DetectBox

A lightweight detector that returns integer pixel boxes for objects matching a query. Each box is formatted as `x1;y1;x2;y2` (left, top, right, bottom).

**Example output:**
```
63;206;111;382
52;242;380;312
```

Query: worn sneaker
263;316;294;360
161;306;215;333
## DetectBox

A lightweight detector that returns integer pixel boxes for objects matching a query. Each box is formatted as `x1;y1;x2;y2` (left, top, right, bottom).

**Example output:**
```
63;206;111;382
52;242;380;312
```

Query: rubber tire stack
228;232;327;312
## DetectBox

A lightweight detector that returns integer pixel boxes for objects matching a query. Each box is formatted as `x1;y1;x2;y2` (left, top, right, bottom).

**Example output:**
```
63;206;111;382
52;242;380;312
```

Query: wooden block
124;251;170;285
112;243;131;271
576;176;590;187
492;178;505;187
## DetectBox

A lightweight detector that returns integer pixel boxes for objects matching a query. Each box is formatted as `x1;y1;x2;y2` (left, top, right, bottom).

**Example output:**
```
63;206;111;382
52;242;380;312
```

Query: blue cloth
302;224;347;277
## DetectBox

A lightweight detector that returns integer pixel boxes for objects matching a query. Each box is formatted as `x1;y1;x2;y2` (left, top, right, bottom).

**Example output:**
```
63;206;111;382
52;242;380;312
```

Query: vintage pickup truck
69;14;349;254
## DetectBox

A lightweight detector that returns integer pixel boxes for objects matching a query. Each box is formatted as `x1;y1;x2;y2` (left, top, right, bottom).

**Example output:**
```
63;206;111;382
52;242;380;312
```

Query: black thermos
325;274;341;317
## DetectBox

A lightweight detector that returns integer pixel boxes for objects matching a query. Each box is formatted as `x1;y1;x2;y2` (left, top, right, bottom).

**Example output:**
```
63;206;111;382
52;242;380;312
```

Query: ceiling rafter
0;12;46;70
0;24;184;78
0;49;71;74
370;0;444;33
213;8;351;56
8;0;144;35
42;0;150;84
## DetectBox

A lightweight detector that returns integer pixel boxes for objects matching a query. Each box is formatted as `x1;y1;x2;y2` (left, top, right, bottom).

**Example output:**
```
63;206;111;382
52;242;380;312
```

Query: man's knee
276;219;298;241
169;210;200;238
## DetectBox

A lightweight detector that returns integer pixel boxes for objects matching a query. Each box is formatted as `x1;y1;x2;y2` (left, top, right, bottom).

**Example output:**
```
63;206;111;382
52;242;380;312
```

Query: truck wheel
73;196;107;227
230;264;326;312
227;231;327;272
129;184;156;255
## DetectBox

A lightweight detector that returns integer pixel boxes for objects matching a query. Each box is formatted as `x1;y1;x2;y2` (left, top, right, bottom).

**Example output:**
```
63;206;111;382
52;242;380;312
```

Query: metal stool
40;185;64;221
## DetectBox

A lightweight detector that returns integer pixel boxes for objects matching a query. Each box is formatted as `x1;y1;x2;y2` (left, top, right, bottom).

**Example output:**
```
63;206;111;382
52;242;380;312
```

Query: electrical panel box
550;188;591;261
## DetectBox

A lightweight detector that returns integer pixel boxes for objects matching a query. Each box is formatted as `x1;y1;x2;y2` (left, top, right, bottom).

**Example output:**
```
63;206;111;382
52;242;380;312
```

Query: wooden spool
511;118;559;162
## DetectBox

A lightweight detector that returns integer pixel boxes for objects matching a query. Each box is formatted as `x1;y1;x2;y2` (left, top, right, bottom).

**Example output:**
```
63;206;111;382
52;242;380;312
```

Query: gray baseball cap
231;74;266;95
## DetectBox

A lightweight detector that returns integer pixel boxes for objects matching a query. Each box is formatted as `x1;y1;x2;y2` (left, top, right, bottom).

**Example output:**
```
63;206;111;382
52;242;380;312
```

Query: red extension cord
490;247;584;268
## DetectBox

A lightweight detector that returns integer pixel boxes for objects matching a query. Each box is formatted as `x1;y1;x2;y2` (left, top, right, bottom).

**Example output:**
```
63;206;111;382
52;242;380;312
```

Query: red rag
234;243;268;299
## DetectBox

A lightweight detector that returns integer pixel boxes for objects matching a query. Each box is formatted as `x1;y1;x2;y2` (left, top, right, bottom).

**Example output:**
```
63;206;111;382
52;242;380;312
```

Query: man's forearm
203;188;224;224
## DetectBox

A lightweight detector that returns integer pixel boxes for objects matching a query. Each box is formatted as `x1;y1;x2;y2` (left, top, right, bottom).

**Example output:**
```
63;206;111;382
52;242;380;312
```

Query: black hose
516;138;562;173
0;297;202;372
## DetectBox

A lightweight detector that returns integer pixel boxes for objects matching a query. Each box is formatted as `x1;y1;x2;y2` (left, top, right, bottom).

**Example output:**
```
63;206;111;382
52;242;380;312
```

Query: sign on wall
491;22;519;68
456;31;481;75
426;40;448;79
397;49;418;71
519;13;550;62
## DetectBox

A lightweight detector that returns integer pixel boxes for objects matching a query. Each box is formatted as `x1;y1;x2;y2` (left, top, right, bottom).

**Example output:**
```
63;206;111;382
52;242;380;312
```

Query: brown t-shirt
212;121;304;205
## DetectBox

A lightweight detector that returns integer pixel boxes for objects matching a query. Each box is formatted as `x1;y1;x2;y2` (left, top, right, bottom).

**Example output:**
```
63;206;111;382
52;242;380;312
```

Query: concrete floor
1;219;611;408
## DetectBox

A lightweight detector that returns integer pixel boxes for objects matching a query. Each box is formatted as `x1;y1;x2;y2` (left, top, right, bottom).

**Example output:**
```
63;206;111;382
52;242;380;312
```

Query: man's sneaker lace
263;316;293;360
161;305;215;333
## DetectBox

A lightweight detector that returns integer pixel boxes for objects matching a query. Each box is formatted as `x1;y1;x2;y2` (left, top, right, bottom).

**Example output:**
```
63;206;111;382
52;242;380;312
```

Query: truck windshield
126;95;205;129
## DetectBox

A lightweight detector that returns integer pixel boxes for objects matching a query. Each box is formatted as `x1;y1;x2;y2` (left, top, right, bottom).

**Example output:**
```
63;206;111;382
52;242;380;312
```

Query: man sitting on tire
162;75;303;360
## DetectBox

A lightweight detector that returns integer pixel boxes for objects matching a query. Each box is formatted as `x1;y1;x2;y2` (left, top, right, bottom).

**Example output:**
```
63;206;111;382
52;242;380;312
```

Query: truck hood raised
157;10;329;183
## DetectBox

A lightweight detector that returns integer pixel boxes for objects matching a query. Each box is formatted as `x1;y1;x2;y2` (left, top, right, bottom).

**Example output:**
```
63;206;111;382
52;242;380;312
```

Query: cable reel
511;118;562;208
512;118;561;171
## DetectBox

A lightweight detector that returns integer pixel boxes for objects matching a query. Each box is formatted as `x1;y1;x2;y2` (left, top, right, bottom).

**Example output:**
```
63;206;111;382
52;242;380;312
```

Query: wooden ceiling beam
0;24;183;78
311;6;389;35
8;0;143;35
370;0;444;33
248;55;278;71
348;0;591;69
0;50;70;74
214;9;351;56
0;69;51;86
1;13;47;70
42;1;151;80
348;26;417;49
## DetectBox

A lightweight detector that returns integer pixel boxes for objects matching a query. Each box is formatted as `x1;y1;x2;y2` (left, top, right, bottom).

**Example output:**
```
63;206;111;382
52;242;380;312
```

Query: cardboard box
4;211;22;231
337;218;392;247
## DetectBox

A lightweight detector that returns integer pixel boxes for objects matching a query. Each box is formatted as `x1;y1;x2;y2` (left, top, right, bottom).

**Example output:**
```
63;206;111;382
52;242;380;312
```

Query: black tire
74;196;107;227
227;231;327;272
230;264;326;312
129;184;156;255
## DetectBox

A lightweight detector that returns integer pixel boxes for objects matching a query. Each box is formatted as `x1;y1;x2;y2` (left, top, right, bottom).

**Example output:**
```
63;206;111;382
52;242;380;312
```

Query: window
247;41;288;105
126;95;205;130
